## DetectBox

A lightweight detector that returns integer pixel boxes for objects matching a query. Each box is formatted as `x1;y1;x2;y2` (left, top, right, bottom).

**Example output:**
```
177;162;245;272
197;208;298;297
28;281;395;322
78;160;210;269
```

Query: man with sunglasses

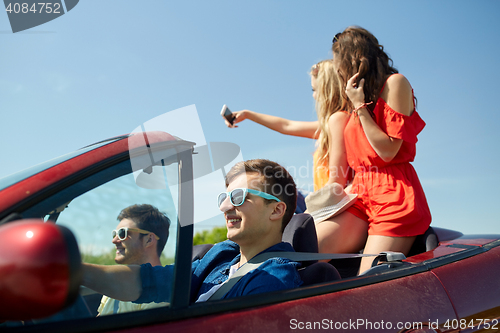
97;204;171;315
83;159;302;304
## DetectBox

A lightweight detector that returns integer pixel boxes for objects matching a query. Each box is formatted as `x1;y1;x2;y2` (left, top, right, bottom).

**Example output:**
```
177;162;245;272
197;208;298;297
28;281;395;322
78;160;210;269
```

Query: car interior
0;138;466;328
191;212;445;285
79;211;449;318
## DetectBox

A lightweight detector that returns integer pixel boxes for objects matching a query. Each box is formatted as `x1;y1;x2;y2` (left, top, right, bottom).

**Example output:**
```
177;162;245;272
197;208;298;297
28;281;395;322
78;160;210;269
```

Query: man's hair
117;204;170;257
225;159;297;232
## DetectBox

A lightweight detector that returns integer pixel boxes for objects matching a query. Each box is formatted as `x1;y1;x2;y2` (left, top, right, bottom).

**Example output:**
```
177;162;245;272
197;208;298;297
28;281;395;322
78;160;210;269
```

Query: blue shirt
135;241;303;304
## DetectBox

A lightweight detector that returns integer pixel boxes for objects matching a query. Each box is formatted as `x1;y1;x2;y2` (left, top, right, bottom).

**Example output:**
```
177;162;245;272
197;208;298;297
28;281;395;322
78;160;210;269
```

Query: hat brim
305;193;358;224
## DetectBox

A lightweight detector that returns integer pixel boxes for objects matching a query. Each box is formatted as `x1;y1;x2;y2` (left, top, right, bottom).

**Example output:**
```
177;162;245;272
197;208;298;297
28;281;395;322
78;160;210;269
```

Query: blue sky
1;1;499;236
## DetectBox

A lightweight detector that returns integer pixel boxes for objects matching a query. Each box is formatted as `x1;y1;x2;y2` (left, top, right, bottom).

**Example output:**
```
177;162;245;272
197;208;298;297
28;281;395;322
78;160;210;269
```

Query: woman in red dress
316;26;432;274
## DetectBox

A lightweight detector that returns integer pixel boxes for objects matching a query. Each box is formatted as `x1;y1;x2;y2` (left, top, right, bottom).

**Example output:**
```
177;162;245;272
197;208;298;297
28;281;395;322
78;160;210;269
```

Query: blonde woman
224;60;350;192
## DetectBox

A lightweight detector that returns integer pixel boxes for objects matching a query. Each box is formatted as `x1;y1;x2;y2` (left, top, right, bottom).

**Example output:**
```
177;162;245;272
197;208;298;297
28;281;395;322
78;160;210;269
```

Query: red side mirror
0;219;81;320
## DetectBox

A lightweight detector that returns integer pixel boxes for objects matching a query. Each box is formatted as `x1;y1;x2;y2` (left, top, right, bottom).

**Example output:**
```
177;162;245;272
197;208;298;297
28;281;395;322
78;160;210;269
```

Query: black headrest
192;244;214;261
282;213;318;253
299;262;341;285
407;226;438;257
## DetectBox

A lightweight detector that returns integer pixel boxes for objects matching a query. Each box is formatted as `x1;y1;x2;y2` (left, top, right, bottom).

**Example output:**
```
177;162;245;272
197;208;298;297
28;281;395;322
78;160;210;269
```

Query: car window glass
39;164;178;324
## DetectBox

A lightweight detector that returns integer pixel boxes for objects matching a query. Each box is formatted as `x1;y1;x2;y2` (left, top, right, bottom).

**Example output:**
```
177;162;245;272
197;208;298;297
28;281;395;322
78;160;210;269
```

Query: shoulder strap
113;299;120;314
207;260;264;301
207;251;387;301
250;251;379;262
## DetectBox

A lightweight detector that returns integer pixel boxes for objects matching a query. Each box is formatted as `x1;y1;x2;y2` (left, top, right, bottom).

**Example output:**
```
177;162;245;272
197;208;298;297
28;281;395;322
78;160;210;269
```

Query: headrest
282;213;318;253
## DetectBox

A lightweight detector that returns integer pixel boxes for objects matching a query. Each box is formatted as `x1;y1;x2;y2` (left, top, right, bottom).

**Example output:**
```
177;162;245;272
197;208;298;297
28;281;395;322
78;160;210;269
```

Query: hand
224;110;248;128
345;73;366;108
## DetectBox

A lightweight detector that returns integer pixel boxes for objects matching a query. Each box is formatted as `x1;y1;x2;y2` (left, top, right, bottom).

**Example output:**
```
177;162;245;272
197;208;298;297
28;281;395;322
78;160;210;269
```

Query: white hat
305;183;358;223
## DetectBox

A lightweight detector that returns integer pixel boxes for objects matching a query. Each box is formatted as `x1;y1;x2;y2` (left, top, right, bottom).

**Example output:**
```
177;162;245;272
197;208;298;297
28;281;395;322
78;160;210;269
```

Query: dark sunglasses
112;227;160;241
332;32;341;44
217;188;281;208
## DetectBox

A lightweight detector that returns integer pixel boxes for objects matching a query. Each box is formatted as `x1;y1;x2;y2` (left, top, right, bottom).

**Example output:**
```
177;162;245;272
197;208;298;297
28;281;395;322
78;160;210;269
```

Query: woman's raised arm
224;109;319;139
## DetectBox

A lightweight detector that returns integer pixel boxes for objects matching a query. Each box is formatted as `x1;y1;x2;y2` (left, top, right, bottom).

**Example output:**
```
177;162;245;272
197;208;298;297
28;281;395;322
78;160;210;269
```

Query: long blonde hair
311;59;343;164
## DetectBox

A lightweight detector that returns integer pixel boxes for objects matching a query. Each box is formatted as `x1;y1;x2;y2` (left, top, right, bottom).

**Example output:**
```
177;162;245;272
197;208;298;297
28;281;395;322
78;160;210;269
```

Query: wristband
353;101;373;114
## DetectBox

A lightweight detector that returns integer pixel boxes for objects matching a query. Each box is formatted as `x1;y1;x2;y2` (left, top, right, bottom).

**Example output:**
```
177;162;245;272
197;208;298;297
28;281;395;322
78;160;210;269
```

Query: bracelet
352;101;373;114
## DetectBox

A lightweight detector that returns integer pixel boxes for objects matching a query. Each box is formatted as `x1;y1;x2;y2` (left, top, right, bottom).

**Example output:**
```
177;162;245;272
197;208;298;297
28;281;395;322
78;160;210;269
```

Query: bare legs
315;211;416;274
315;212;368;254
358;235;415;274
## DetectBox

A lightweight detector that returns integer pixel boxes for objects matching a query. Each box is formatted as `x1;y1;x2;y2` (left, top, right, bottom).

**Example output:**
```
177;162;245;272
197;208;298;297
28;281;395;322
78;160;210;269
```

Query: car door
0;135;197;331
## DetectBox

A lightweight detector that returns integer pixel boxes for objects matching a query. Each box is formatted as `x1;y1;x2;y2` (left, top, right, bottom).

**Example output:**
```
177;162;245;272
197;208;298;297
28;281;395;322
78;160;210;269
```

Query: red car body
0;132;499;333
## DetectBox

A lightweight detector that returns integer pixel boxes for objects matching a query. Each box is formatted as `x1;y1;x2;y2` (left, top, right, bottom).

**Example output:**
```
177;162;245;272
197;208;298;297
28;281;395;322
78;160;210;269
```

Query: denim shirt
135;240;302;304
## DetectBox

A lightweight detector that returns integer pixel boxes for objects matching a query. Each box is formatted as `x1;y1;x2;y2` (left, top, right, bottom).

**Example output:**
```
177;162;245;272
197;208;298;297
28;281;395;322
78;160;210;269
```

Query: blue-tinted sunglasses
217;188;281;208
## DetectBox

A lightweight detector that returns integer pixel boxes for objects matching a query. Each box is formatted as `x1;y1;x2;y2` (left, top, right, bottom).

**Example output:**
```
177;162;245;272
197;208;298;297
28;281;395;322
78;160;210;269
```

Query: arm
225;109;319;139
326;112;350;187
345;73;412;162
82;263;142;302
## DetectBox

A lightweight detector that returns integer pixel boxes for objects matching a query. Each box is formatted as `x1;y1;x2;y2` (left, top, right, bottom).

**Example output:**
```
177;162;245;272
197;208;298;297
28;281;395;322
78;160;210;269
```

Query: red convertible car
0;132;499;333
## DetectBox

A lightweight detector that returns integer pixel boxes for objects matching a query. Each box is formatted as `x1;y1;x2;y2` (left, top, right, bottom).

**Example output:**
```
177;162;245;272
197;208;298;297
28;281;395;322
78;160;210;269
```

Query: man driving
98;204;170;315
82;159;302;303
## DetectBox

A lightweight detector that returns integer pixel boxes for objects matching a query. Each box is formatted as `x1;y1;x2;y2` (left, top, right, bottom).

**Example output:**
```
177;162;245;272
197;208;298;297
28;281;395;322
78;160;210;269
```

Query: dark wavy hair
332;26;399;113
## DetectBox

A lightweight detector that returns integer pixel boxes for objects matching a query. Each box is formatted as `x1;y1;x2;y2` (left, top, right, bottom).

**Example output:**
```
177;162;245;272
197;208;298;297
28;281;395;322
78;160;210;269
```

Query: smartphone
220;104;235;125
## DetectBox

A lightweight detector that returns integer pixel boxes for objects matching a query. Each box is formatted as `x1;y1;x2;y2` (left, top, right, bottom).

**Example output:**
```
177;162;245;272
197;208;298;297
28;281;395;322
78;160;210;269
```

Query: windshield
0;137;128;192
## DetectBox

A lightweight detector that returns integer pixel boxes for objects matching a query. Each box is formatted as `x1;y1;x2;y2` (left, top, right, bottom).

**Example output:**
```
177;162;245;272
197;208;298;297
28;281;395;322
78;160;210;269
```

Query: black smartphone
220;104;235;125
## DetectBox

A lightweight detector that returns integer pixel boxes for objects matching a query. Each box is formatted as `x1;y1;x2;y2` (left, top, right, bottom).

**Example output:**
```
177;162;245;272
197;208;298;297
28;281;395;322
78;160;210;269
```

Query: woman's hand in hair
345;73;366;108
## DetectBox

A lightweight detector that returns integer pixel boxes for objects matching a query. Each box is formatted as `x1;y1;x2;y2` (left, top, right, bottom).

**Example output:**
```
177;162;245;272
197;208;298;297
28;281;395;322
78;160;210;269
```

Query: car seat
406;226;439;257
282;213;318;263
192;243;214;261
359;227;441;276
282;213;341;285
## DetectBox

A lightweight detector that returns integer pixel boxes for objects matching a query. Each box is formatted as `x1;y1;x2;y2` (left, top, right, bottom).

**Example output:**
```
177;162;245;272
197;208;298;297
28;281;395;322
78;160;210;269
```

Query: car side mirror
0;219;81;321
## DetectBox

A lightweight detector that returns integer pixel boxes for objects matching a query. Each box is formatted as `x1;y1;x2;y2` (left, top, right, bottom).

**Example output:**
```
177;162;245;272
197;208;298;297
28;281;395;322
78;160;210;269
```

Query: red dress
344;79;431;237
